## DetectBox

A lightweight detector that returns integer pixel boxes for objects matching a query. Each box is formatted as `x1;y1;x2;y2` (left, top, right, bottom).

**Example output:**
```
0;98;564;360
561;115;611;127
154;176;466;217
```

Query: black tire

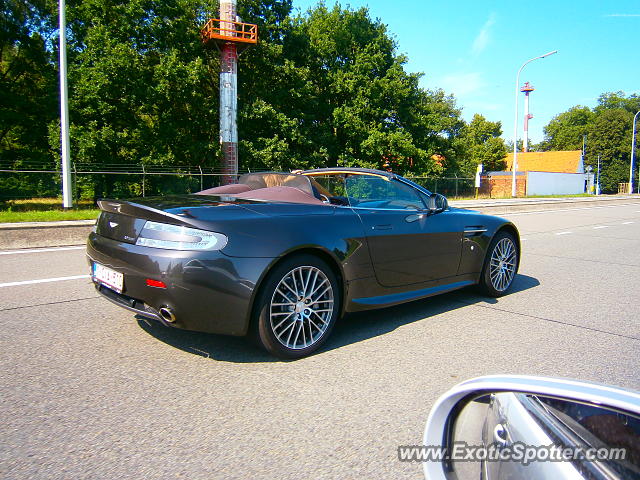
478;231;518;297
252;254;341;359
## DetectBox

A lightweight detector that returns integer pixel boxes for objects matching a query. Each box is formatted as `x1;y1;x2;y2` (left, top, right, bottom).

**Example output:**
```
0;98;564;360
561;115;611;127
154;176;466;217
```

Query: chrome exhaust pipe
158;306;176;323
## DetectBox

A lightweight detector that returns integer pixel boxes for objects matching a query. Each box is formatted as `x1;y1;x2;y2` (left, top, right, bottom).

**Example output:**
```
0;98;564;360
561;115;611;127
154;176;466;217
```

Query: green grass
0;198;100;223
0;209;100;223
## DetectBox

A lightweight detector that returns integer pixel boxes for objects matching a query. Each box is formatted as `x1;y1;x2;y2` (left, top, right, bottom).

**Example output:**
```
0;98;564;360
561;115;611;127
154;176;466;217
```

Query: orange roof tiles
504;150;583;173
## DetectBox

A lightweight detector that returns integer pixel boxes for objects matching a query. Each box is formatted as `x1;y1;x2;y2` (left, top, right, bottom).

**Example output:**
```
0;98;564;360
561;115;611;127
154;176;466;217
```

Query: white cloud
440;72;486;98
605;13;640;17
472;13;496;56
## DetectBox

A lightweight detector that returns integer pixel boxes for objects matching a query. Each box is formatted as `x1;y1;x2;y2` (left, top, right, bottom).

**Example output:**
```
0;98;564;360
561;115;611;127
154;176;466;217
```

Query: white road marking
556;231;572;235
0;246;85;256
504;203;640;216
520;238;528;241
593;225;609;229
622;221;634;225
0;275;90;288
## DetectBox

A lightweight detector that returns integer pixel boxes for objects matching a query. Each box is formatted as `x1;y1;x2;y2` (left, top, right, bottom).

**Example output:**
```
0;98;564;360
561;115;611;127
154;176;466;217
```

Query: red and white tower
520;82;534;152
202;4;257;184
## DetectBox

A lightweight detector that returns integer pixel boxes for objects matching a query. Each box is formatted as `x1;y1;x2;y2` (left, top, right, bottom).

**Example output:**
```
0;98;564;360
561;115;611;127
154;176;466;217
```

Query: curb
0;219;95;250
1;196;639;250
449;195;640;215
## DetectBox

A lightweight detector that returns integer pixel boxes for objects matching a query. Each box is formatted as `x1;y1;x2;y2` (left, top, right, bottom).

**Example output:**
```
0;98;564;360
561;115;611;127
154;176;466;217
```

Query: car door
485;393;587;480
345;175;462;288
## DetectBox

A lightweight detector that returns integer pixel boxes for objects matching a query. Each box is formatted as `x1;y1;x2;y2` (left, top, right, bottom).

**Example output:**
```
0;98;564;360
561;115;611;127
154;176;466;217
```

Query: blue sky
292;0;639;144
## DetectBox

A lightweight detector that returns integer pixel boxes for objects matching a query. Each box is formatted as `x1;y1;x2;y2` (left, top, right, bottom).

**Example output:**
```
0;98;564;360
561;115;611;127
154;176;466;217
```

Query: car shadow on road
136;273;540;363
326;273;540;352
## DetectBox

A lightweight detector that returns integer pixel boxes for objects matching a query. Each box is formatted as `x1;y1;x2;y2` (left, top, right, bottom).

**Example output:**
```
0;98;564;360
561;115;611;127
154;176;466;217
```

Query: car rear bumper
87;232;275;336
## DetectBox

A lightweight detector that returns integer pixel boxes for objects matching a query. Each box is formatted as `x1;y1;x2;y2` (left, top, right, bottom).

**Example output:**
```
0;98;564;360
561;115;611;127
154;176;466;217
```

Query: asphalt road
2;201;640;479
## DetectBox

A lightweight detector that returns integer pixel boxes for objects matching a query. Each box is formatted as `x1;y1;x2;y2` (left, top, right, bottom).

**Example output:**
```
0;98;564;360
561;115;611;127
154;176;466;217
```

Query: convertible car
87;168;520;358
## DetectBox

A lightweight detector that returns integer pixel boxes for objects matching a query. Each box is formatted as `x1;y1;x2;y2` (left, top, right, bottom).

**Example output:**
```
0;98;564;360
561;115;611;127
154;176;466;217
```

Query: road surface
2;201;640;479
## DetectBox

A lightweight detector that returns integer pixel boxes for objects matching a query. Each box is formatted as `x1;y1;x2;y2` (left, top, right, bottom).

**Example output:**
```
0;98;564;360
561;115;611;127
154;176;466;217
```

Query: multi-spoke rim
489;238;517;292
270;266;334;350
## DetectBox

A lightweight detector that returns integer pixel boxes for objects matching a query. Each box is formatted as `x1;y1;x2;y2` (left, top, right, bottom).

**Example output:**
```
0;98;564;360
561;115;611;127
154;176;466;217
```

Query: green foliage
540;106;593;151
1;0;58;197
585;108;634;193
239;4;464;176
595;91;640;114
542;92;638;193
57;0;223;198
454;114;506;176
2;0;502;201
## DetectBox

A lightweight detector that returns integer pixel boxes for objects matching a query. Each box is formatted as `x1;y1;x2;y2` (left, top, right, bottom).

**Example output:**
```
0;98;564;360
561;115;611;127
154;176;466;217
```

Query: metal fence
0;163;476;202
407;176;476;198
0;163;244;202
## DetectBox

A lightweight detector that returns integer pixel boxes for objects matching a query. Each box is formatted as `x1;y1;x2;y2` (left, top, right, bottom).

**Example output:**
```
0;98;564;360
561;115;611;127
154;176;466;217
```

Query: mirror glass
447;392;640;480
429;193;448;212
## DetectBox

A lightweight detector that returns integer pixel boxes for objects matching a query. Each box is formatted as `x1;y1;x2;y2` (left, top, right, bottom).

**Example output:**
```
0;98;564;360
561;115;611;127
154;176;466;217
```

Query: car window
533;395;640;475
345;175;425;210
305;175;350;206
309;175;347;197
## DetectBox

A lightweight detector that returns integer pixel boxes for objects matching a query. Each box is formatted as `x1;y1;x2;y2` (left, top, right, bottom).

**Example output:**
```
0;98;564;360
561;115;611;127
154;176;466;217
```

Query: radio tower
201;2;257;184
521;82;534;152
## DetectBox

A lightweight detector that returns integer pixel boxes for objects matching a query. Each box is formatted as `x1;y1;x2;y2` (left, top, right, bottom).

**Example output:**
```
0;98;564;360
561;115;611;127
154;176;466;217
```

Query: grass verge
0;209;100;223
0;198;100;223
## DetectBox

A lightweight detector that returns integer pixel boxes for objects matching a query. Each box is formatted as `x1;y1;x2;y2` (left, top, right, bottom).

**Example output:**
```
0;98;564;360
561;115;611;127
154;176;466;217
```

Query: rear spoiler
97;199;202;229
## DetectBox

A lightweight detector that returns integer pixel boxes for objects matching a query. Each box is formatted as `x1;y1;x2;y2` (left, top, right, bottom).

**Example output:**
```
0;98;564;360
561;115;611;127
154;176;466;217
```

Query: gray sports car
87;168;520;358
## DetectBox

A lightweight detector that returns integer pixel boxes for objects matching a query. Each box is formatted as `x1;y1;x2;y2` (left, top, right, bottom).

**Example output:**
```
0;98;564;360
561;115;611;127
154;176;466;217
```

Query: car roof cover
196;172;323;205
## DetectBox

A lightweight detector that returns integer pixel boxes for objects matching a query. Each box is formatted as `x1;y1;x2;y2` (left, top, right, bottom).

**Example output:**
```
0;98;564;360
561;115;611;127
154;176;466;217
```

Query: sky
292;0;640;145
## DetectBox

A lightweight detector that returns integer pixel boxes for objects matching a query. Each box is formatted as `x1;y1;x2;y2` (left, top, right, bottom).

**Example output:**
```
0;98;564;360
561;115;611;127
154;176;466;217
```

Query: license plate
93;262;124;293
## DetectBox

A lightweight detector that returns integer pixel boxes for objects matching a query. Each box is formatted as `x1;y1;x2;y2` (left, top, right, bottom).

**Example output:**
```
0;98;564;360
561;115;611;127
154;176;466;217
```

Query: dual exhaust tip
158;306;177;323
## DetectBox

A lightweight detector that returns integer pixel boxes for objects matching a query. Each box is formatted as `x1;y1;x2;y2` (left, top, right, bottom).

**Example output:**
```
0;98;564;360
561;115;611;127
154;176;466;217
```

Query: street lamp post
629;110;640;194
59;0;72;208
597;155;601;195
511;50;558;197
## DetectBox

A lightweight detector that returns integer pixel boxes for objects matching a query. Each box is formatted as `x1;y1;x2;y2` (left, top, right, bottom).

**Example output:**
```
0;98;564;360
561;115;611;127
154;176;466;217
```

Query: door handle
372;224;392;230
405;213;427;223
493;424;509;447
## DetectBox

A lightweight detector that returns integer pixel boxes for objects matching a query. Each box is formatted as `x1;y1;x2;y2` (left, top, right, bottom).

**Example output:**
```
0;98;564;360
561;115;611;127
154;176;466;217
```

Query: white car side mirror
418;375;640;480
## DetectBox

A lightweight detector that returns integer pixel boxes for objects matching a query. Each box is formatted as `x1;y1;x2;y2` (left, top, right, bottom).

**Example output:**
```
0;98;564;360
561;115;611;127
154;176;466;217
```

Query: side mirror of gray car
428;193;448;214
417;376;640;480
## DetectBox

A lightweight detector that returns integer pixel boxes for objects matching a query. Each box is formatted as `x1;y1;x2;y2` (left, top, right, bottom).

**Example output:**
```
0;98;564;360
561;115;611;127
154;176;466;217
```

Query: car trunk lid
95;196;254;244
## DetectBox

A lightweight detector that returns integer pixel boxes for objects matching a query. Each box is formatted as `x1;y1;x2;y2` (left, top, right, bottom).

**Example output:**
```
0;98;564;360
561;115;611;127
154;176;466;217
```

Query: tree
454;114;506;176
595;91;640;115
2;0;492;201
586;109;633;193
0;0;58;199
541;91;639;193
239;4;465;176
51;0;226;198
540;106;592;151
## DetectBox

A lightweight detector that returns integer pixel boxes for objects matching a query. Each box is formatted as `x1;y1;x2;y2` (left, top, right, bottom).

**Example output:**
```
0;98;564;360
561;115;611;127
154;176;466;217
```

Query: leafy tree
239;4;464;176
595;91;640;115
540;106;592;151
585;108;634;193
541;91;639;193
53;0;224;198
2;0;495;201
0;0;58;198
454;114;506;176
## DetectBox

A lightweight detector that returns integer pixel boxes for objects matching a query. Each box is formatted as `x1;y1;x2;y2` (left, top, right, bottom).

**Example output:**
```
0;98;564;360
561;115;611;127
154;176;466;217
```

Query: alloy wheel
489;237;517;292
269;266;335;350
